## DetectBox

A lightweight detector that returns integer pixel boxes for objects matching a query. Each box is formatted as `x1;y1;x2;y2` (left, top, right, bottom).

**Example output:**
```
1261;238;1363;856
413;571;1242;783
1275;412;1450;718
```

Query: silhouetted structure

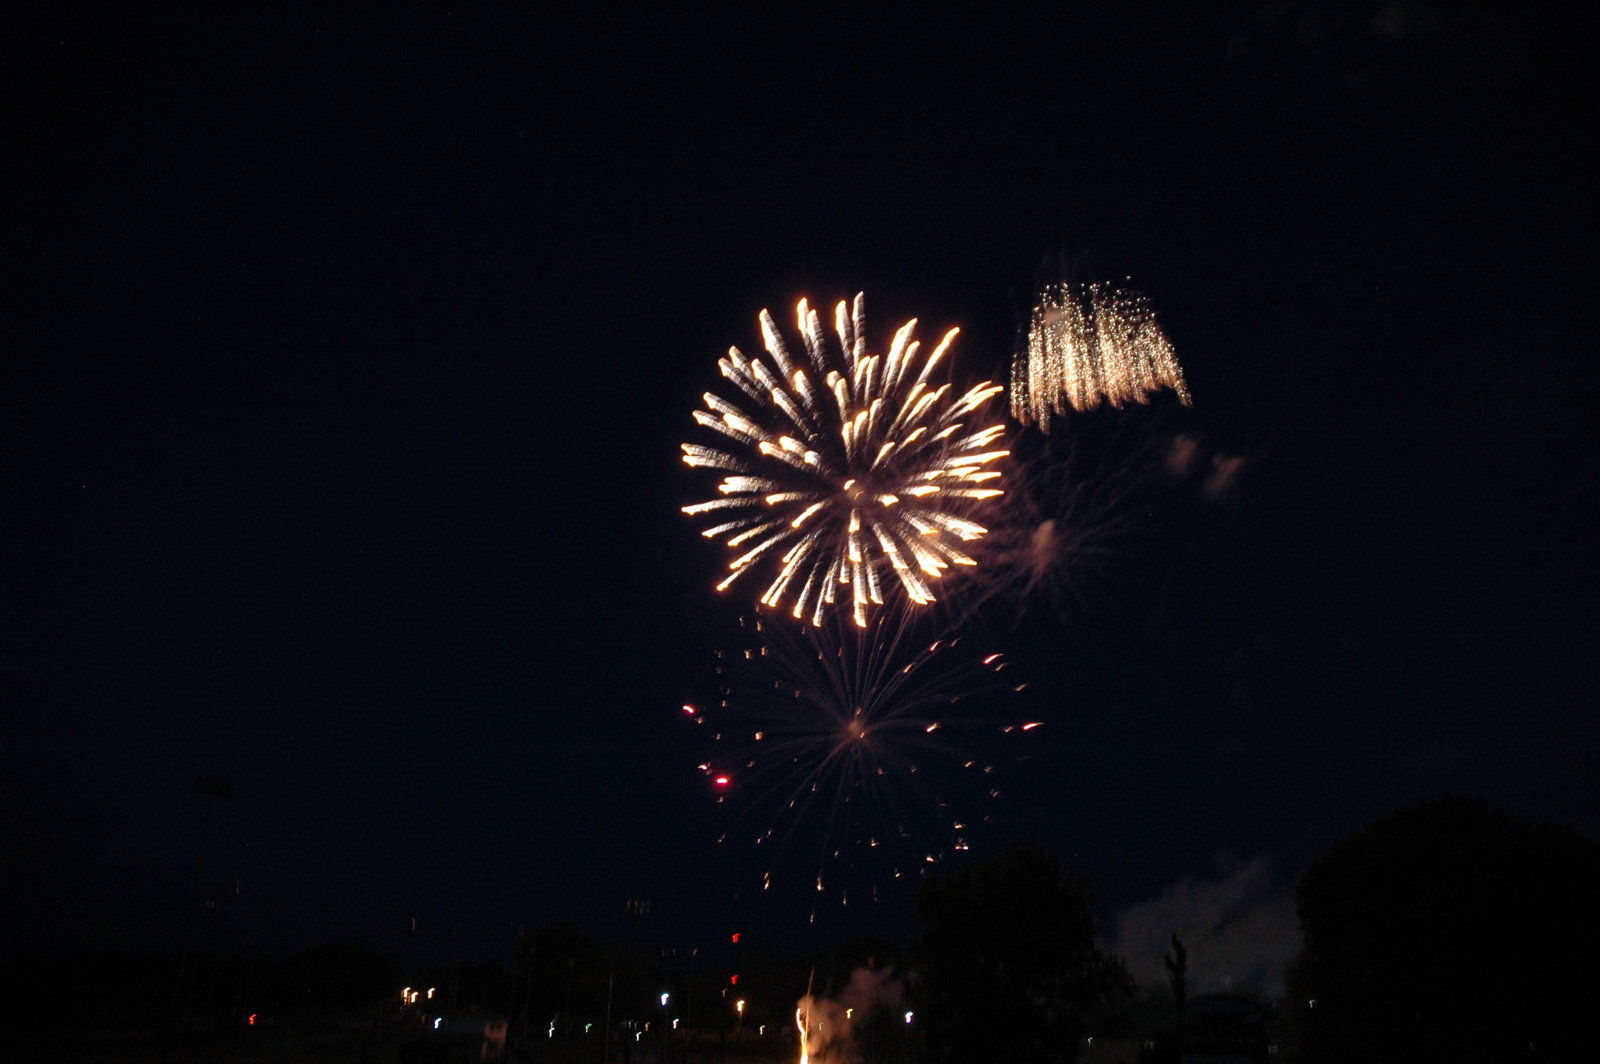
1163;935;1186;1013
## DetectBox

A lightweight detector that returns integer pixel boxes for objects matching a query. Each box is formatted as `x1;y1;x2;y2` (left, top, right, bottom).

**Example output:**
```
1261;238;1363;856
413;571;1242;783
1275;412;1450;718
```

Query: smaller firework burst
957;426;1160;620
1011;280;1190;431
684;608;1038;910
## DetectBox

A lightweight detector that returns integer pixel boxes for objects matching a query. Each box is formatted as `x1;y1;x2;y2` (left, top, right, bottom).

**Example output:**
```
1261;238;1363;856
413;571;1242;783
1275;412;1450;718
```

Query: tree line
15;795;1596;1062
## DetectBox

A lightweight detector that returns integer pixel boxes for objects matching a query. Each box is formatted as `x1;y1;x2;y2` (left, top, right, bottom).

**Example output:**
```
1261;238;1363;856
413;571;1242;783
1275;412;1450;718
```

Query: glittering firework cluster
681;294;1008;628
1011;279;1190;431
678;278;1191;914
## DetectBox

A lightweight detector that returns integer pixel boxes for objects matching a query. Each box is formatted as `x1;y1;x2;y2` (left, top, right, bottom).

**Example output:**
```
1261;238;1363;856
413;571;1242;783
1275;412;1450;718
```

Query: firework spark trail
683;293;1009;628
1011;280;1190;430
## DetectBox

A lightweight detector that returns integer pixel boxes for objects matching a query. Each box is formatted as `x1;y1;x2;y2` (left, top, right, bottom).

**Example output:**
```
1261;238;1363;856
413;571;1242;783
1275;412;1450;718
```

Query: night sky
8;2;1595;994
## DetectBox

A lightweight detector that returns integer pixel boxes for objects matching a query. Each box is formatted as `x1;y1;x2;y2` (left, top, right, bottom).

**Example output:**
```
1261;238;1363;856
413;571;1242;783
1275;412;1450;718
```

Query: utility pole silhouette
1164;933;1187;1013
170;774;233;1062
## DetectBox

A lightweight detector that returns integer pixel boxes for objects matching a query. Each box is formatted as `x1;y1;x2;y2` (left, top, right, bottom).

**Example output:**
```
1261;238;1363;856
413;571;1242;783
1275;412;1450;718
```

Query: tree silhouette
911;842;1131;1063
1293;795;1600;1062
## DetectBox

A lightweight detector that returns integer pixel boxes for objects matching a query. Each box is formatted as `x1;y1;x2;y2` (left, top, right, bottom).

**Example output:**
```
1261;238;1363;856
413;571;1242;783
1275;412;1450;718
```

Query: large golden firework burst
682;293;1008;627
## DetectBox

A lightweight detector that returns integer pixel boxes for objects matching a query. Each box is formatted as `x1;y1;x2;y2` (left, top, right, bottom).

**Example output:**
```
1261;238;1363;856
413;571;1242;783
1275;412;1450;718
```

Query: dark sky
7;1;1595;989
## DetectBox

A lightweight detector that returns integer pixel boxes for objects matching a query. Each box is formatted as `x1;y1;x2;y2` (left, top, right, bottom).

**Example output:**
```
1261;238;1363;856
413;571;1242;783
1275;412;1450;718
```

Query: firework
682;294;1009;628
686;607;1036;908
956;427;1155;620
1011;279;1190;430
